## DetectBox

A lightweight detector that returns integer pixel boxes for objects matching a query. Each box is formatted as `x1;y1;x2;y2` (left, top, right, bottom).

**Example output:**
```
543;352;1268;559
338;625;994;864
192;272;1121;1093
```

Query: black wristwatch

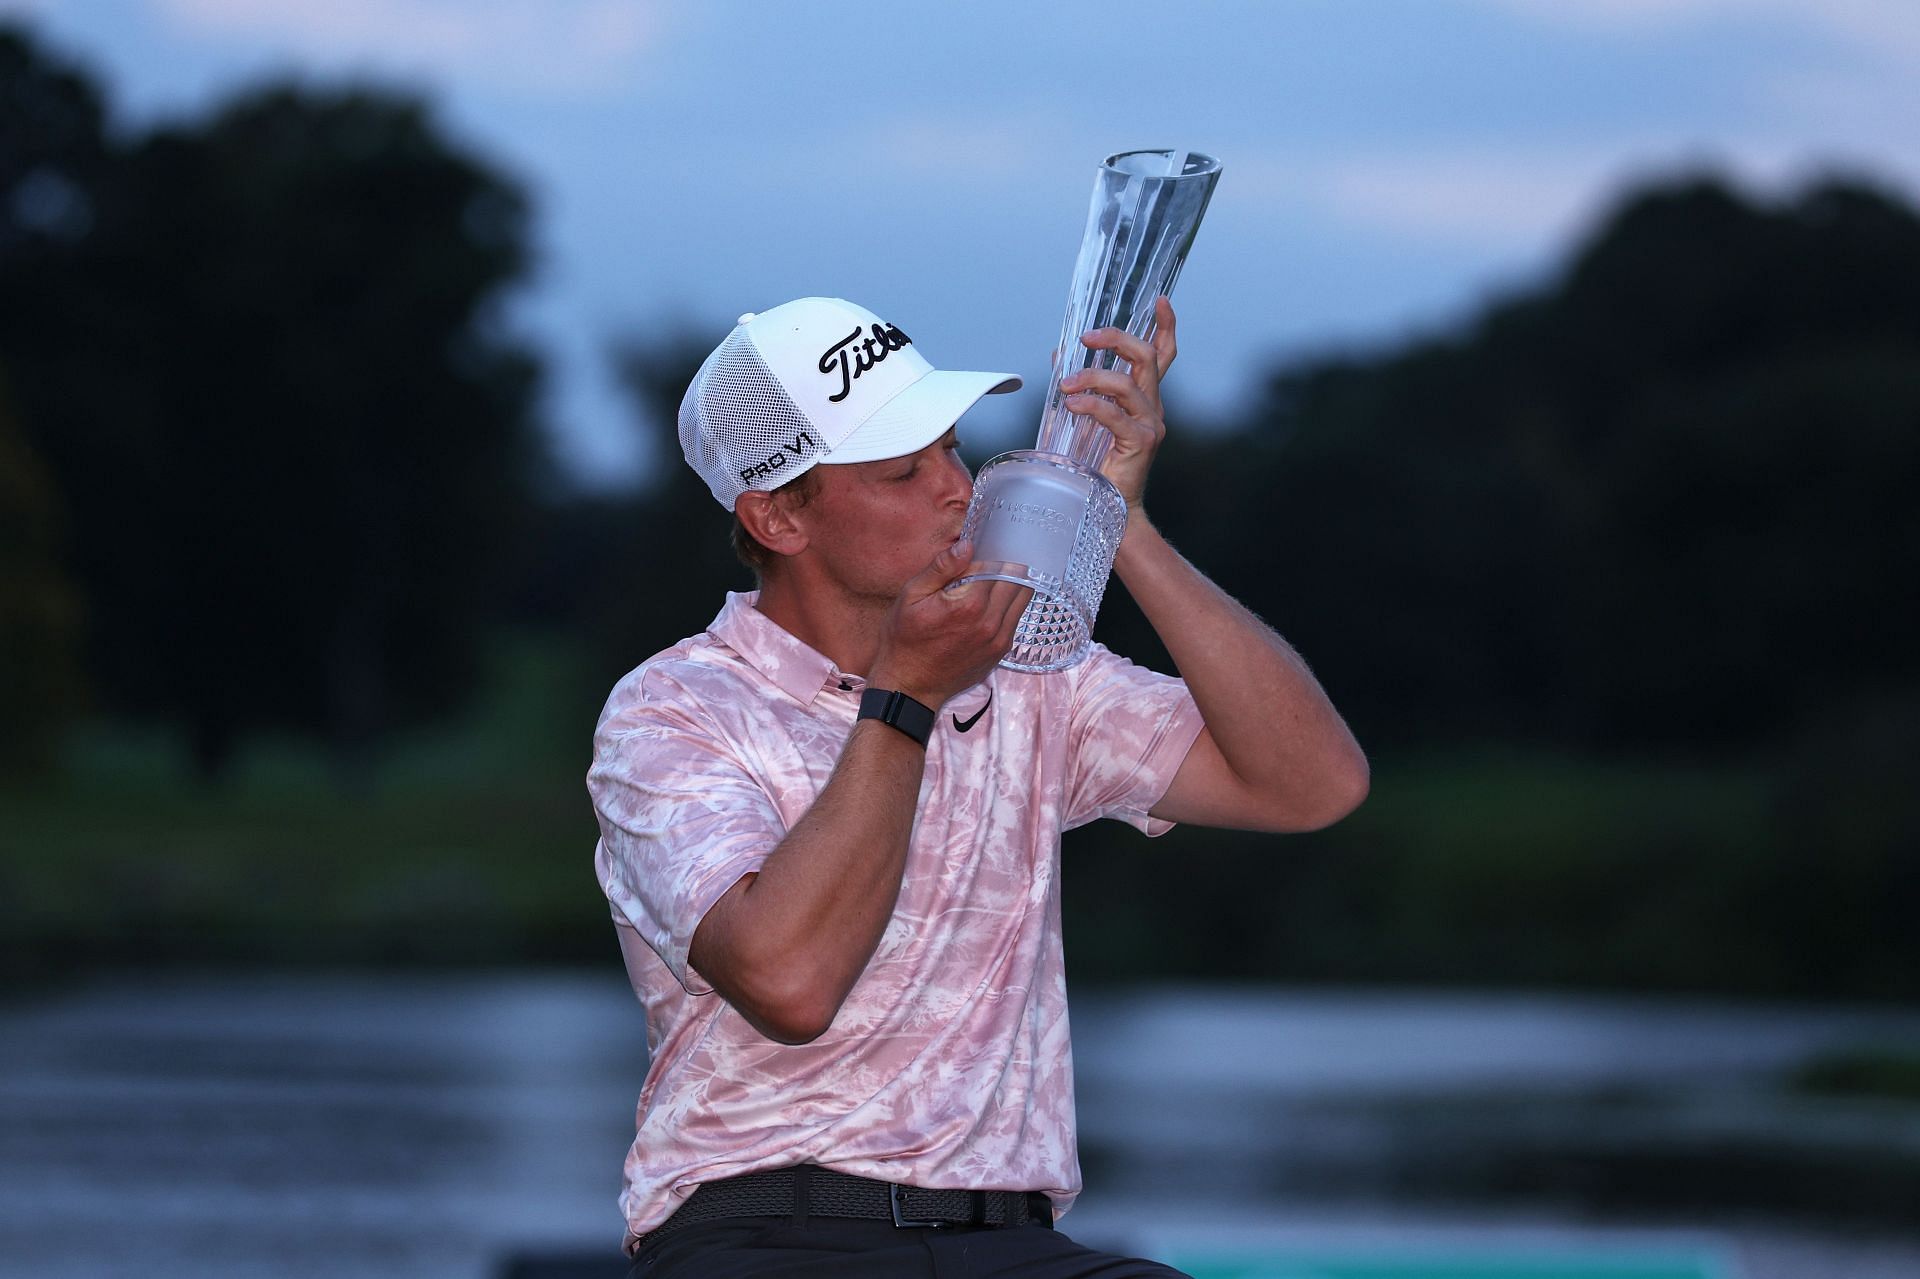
858;687;935;747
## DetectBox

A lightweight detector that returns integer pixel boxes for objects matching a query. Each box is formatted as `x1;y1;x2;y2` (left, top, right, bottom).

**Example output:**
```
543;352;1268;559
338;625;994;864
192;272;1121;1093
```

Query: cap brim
823;369;1022;465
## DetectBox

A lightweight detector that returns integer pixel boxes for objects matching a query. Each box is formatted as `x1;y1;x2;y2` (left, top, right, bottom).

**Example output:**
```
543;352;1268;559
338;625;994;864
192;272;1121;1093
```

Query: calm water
2;973;1918;1279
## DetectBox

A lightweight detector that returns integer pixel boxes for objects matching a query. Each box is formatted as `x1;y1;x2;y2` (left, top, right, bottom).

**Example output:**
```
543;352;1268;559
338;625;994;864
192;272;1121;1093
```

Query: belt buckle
888;1183;948;1229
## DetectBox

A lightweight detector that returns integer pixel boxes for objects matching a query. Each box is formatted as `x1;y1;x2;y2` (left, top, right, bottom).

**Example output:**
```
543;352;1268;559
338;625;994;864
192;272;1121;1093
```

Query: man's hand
1060;295;1178;514
869;538;1032;708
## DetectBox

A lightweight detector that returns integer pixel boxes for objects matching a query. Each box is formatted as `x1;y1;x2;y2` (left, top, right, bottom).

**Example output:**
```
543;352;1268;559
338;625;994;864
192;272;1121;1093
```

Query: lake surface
2;973;1917;1279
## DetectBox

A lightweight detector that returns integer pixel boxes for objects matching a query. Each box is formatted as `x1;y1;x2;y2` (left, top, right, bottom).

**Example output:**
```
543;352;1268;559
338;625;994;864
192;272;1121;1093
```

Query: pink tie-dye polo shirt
589;591;1203;1245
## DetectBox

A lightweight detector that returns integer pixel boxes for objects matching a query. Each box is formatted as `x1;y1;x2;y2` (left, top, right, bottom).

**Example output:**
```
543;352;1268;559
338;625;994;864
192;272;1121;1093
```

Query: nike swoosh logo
951;692;992;733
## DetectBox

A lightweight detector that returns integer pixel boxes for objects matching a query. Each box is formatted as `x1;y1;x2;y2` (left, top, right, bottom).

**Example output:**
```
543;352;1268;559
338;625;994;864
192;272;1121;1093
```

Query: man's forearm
689;720;926;1043
689;538;1033;1044
1114;511;1368;830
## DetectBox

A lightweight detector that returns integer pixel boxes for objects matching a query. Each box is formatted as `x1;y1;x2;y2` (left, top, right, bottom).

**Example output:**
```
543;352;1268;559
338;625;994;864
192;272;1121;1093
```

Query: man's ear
735;488;810;558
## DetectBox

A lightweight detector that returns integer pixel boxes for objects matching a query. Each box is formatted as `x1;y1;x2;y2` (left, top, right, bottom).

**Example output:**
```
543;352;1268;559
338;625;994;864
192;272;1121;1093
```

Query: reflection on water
1071;990;1920;1209
1066;991;1920;1278
0;974;646;1279
2;974;1917;1279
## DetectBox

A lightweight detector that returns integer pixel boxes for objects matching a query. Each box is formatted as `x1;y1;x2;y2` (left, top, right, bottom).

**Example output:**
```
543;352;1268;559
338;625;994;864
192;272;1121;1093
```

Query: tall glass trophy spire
959;148;1222;671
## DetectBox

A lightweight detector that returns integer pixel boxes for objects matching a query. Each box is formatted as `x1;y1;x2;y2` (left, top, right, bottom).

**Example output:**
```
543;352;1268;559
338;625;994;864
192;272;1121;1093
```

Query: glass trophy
958;148;1222;671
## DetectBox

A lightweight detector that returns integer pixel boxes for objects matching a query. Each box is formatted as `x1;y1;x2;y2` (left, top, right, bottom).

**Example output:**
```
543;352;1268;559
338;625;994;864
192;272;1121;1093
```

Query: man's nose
943;451;974;506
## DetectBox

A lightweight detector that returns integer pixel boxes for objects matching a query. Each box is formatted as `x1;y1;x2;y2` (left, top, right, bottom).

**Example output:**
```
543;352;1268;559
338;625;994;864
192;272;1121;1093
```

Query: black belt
639;1165;1053;1248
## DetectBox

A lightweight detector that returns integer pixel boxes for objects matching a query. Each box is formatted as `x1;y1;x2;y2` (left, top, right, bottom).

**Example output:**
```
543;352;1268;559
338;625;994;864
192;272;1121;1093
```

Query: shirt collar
706;591;855;706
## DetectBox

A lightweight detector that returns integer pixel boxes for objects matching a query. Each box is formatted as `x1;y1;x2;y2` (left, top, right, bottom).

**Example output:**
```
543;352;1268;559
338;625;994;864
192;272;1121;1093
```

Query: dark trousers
628;1216;1194;1278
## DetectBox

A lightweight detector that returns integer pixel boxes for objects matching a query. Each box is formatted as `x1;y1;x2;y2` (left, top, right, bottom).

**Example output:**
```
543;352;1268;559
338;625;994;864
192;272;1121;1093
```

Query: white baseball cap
678;297;1022;510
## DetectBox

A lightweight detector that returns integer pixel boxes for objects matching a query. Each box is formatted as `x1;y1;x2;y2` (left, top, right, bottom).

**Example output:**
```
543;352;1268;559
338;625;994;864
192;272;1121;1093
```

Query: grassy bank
1067;734;1917;1001
1;632;610;981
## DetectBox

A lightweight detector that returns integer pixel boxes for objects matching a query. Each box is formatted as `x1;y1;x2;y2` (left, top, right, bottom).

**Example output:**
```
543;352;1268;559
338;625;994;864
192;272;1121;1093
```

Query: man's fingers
1080;320;1167;406
981;577;1030;617
990;582;1034;643
912;538;976;599
1081;325;1155;373
1061;366;1147;414
1152;297;1177;377
1064;393;1159;453
1064;392;1126;432
959;576;1028;621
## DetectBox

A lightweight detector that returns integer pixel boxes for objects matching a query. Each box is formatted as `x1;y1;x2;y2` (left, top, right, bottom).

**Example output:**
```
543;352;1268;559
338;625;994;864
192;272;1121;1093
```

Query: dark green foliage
1791;1047;1920;1102
0;24;106;253
0;26;104;774
0;22;546;780
0;383;86;771
520;330;756;702
94;86;544;778
1061;747;1908;1000
0;631;602;985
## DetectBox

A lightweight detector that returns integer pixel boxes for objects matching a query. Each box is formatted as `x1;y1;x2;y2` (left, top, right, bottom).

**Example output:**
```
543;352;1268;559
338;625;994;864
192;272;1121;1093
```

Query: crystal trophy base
958;147;1220;672
959;450;1129;672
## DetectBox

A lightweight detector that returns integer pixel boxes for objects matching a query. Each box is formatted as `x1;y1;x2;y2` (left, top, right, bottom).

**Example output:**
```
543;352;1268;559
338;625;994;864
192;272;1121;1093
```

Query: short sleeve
1061;643;1205;836
587;677;786;995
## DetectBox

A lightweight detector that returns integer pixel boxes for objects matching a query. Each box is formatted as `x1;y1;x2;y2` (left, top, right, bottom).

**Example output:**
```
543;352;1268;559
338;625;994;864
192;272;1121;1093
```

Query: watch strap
857;687;935;747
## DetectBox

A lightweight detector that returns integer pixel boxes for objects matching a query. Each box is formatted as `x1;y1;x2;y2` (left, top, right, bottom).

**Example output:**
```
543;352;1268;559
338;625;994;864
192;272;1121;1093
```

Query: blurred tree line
4;21;1915;994
0;23;542;781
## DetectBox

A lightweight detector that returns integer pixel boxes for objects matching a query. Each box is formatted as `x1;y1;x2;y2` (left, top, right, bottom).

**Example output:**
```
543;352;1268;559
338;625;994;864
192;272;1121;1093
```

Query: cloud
1230;135;1920;261
1305;150;1607;247
1486;0;1920;69
154;0;671;96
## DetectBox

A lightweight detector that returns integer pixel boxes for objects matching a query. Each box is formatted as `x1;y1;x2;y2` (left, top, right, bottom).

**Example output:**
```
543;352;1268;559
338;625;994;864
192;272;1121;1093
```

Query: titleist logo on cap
818;322;912;403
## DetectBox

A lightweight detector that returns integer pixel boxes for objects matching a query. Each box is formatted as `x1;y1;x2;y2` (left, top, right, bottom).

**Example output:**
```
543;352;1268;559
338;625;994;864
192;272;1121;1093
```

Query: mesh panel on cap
678;326;822;509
